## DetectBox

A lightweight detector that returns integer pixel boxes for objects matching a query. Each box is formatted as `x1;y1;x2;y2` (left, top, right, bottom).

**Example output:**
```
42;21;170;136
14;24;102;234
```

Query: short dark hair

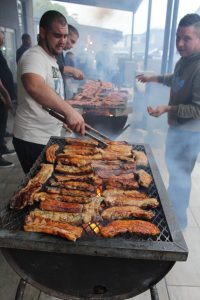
22;33;31;41
178;13;200;27
39;10;67;30
68;24;79;38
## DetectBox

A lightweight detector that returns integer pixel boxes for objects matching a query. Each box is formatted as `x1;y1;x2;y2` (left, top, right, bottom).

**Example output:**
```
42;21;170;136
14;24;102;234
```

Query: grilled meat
137;169;152;188
96;169;135;180
10;164;54;209
104;196;159;209
65;137;99;147
132;150;148;166
54;174;102;186
33;192;92;204
49;179;95;192
106;178;139;190
101;206;155;221
24;215;83;241
100;220;160;238
103;189;147;198
40;200;84;213
55;162;93;175
28;208;83;225
45;143;59;163
60;146;101;156
46;187;95;198
56;157;91;166
82;197;103;223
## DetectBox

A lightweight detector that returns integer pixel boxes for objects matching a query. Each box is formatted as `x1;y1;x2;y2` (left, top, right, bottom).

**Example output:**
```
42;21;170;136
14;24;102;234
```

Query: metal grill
0;137;187;262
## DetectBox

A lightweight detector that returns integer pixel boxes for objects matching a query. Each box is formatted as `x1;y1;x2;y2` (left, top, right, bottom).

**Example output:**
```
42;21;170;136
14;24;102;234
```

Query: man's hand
71;68;85;80
147;105;170;117
64;107;85;135
136;74;158;83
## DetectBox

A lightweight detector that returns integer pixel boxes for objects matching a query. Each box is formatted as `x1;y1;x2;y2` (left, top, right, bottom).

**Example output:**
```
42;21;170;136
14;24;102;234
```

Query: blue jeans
165;127;200;229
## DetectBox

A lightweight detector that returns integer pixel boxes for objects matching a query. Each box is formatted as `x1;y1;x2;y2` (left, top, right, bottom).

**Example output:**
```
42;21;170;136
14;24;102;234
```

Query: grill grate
0;138;172;243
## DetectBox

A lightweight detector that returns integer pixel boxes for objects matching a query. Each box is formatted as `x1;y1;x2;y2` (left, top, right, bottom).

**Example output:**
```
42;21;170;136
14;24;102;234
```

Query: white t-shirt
14;45;64;145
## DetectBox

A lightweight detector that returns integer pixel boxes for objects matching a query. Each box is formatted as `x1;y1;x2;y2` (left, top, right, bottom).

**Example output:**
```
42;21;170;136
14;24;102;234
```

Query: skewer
42;106;108;147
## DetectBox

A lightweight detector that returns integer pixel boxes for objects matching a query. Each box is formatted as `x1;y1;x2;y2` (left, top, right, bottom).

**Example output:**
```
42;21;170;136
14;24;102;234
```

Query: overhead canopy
53;0;142;12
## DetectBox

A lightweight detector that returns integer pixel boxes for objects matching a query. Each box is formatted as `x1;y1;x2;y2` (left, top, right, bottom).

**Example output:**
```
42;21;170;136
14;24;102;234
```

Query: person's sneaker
0;157;15;168
1;146;16;157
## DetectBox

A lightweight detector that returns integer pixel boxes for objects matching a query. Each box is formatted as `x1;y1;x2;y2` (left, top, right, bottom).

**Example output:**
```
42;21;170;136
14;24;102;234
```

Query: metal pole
150;285;160;300
130;12;134;60
161;0;174;74
15;278;27;300
167;0;179;73
144;0;152;70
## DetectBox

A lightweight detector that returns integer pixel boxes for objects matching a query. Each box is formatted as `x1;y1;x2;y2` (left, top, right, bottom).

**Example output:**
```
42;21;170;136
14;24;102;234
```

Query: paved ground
0;112;200;300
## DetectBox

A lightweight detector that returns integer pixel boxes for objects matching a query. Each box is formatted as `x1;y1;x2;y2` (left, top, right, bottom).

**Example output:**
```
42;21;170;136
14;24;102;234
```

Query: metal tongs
43;106;110;147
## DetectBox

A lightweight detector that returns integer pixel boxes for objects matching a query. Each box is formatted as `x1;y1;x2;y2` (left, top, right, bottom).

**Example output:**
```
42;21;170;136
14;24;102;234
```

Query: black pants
0;100;8;154
13;137;45;174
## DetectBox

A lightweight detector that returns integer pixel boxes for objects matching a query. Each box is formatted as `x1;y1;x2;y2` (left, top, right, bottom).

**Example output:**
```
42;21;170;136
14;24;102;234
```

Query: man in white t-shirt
13;10;85;173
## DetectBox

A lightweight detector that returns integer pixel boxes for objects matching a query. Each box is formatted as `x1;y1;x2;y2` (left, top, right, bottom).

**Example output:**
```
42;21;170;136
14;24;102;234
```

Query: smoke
93;8;114;22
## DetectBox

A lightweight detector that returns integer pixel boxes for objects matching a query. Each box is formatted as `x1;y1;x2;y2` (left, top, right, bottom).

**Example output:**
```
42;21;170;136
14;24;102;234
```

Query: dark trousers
13;137;45;174
0;100;8;154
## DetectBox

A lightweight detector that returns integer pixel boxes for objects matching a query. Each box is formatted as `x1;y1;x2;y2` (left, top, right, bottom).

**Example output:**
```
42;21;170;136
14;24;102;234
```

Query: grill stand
15;278;159;300
15;278;26;300
2;249;172;300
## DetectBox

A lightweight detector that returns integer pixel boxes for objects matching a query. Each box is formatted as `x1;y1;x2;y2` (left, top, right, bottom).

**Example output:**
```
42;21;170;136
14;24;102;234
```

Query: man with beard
13;10;85;173
136;14;200;229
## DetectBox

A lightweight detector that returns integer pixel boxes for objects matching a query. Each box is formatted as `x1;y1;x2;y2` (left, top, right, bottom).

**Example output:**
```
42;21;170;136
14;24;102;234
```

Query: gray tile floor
0;114;200;300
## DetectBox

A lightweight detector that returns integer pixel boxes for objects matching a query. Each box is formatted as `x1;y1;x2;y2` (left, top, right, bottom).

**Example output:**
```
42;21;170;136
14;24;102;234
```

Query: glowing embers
83;222;100;235
96;186;102;197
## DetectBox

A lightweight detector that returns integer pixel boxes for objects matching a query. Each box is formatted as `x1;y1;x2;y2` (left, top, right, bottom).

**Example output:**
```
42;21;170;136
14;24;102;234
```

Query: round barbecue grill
83;113;128;136
2;248;174;300
0;139;188;300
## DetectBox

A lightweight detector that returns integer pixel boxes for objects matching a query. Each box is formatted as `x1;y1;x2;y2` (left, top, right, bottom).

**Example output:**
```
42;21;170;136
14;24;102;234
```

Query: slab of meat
33;192;92;204
103;189;148;198
136;169;152;188
105;178;139;190
54;174;102;186
104;196;159;209
100;220;160;238
28;208;83;225
56;157;92;167
10;164;54;209
65;137;99;147
45;143;59;163
132;150;148;167
55;162;93;175
101;206;155;221
49;179;95;192
24;215;83;241
95;169;135;180
40;200;84;213
46;187;95;198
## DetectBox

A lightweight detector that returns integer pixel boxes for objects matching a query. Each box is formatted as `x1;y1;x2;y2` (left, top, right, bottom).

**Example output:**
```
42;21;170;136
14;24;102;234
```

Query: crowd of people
0;10;200;231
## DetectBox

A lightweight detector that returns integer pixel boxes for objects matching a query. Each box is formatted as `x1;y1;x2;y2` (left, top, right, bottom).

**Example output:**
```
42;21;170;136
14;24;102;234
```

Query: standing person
0;79;15;167
16;33;32;63
57;24;84;81
0;30;16;168
136;13;200;229
57;24;84;99
13;10;85;174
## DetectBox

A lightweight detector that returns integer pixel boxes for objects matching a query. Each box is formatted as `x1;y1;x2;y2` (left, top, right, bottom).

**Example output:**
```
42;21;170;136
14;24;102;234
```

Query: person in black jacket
0;30;16;168
16;33;32;63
